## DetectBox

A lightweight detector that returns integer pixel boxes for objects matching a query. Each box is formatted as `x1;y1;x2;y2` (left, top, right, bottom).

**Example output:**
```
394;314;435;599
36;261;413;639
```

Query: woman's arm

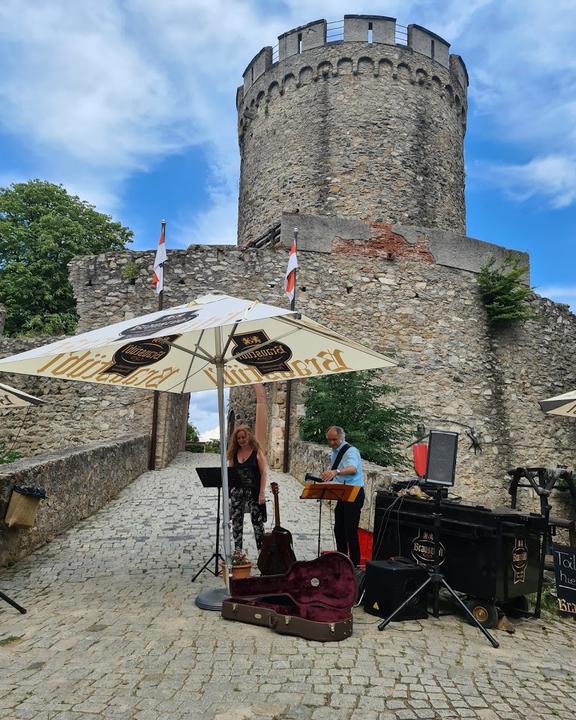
257;450;268;502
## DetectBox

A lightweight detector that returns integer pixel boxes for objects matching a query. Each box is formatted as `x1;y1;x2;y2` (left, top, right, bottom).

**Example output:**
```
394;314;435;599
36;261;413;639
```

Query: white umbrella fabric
0;293;396;604
540;390;576;417
0;382;46;408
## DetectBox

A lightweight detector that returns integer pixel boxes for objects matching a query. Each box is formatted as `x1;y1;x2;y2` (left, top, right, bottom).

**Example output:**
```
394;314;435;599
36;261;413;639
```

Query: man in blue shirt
321;426;365;566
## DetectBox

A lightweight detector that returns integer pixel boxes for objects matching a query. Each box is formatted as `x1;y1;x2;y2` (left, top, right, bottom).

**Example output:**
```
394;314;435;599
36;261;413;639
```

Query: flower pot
231;562;252;579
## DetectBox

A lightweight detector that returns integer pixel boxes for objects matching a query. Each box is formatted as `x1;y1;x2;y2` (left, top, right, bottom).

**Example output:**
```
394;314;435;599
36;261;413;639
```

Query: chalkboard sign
553;544;576;616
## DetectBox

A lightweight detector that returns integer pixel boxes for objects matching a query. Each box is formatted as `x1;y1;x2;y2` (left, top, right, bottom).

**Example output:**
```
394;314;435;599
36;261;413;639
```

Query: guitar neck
273;491;281;527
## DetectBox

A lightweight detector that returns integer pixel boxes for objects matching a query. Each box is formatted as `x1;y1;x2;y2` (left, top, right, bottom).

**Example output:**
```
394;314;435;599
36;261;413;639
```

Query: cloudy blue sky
1;0;575;434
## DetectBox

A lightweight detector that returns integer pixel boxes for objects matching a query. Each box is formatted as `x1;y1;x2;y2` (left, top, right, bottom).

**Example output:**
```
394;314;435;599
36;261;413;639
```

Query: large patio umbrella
0;293;396;606
0;382;46;408
539;390;576;417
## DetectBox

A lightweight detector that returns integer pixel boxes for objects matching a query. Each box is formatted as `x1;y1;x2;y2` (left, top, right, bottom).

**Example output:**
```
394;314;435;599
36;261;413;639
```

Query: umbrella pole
194;330;232;611
215;350;232;580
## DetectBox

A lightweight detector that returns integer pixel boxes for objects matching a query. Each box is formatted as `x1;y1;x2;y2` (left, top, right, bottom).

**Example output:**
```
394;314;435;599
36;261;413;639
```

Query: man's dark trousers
334;487;365;566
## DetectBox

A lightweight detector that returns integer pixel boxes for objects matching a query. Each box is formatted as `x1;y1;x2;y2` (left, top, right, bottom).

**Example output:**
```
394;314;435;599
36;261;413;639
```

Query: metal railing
271;19;408;63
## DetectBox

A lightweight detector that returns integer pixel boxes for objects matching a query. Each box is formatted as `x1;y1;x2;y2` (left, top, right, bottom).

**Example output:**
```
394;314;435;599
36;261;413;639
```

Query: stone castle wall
64;226;576;526
0;435;149;566
237;17;468;246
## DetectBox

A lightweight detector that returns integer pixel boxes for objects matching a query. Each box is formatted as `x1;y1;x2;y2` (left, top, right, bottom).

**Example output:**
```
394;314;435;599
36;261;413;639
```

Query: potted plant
230;549;252;579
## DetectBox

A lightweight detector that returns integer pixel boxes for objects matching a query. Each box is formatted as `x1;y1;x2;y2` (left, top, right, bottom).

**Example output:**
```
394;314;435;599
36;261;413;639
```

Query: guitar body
257;525;296;575
257;482;296;575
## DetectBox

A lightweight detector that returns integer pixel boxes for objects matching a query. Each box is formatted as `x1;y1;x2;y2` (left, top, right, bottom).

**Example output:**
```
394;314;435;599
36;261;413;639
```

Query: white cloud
1;0;575;227
189;388;229;434
537;286;576;311
473;155;576;209
199;426;220;442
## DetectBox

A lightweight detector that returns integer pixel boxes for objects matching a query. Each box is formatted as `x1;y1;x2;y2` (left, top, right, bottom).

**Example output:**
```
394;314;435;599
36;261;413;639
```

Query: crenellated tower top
236;16;469;246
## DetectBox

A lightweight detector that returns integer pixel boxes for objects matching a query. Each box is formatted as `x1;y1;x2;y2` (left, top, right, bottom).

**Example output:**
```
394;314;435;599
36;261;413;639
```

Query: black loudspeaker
363;558;428;620
425;430;459;487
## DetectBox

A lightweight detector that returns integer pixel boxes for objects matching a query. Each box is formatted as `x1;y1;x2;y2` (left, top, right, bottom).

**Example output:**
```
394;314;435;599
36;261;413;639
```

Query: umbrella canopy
0;294;393;393
0;382;46;408
0;293;396;597
540;390;576;417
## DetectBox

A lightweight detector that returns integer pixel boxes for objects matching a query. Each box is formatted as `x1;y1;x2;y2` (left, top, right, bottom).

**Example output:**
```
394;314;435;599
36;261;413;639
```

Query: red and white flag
152;223;167;294
284;232;298;303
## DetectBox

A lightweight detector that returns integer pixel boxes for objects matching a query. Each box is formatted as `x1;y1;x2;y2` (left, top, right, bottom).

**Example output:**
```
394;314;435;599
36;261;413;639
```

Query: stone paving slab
0;452;575;720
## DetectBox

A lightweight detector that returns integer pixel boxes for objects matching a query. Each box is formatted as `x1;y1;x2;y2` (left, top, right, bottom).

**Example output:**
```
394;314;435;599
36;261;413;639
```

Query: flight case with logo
373;492;545;613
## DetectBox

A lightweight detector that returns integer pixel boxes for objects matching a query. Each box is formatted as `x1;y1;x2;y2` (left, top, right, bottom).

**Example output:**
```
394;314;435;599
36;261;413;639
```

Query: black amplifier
363;557;428;620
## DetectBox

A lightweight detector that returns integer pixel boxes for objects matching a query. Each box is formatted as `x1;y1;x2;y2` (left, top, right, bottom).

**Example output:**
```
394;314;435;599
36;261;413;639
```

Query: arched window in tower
368;22;373;44
298;33;303;54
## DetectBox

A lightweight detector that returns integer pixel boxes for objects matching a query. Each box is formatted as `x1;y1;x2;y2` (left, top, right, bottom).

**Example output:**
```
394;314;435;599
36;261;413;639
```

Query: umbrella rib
221;322;240;359
164;340;214;364
177;329;207;394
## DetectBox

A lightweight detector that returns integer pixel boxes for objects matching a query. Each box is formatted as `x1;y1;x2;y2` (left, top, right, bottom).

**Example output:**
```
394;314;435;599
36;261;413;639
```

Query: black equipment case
373;492;546;609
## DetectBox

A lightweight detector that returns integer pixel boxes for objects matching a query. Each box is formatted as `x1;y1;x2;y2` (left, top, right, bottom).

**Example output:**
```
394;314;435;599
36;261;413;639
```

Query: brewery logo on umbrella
231;330;292;375
103;335;179;377
117;311;199;339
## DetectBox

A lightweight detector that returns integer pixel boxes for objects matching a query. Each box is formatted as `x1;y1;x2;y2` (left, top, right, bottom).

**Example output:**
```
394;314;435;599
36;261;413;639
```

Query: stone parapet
0;434;149;567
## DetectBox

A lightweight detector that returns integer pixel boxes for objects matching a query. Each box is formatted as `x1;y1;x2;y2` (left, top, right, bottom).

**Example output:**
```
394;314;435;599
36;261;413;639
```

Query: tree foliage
478;254;535;325
0;180;133;336
299;371;420;468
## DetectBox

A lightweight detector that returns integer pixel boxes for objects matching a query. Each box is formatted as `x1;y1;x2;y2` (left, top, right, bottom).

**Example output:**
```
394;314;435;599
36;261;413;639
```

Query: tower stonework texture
237;17;468;247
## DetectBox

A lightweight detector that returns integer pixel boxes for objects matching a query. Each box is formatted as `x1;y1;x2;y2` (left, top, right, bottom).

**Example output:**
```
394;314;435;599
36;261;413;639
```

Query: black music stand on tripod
301;475;361;557
192;467;239;582
377;430;499;649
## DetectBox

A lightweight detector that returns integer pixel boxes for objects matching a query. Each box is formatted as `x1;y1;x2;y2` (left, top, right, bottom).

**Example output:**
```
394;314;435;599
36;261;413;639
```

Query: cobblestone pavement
0;452;575;720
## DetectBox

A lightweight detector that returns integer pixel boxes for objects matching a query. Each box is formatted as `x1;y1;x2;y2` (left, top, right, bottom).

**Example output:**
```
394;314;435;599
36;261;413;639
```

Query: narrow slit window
368;22;373;44
431;40;435;61
298;33;303;53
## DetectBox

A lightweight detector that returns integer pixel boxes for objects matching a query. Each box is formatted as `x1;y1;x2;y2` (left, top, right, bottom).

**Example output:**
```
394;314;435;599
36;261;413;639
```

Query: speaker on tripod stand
377;429;500;649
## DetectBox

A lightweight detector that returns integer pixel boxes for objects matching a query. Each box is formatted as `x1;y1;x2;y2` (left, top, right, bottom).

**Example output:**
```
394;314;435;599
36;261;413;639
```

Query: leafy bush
0;444;21;464
478;254;535;325
299;371;419;468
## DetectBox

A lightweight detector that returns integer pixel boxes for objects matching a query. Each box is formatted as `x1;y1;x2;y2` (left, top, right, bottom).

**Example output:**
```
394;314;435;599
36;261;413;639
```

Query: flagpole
149;219;167;471
282;227;298;473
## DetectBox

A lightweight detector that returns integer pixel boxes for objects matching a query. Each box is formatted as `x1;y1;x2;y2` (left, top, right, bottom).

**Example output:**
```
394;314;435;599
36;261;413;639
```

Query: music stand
301;476;360;557
192;467;239;582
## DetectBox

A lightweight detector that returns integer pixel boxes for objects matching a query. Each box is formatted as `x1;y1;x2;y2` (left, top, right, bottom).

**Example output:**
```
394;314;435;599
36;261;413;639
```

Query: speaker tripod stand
0;590;26;614
377;488;499;649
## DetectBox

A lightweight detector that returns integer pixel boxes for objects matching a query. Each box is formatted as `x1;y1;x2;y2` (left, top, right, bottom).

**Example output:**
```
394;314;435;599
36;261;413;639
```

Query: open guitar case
221;552;356;641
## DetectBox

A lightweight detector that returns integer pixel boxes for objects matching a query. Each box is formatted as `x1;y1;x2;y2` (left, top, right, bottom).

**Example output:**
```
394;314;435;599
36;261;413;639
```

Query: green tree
186;423;200;444
299;371;419;468
0;180;133;335
478;254;535;325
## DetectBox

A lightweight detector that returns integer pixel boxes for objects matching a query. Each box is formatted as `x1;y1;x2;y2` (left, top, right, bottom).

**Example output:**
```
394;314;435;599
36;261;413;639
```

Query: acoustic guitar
257;482;296;575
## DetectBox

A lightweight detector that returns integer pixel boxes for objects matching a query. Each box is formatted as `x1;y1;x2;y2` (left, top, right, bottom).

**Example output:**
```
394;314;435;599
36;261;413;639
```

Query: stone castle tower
237;16;468;247
2;14;575;530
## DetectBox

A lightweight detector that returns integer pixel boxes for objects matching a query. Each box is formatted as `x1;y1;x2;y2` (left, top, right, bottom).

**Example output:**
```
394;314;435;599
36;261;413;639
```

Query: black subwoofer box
363;558;428;620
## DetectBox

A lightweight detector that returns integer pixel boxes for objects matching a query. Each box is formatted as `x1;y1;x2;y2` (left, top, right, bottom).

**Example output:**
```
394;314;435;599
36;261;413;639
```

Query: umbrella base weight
195;587;229;611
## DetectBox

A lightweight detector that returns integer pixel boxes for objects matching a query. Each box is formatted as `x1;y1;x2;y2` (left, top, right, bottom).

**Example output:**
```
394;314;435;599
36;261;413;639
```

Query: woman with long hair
227;425;268;551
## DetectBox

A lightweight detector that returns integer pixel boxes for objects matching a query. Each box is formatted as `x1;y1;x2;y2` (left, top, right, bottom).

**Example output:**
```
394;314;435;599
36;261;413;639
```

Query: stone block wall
0;435;149;567
64;228;576;530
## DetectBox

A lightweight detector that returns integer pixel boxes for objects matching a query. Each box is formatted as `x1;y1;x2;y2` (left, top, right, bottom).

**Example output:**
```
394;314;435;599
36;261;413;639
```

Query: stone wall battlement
238;49;467;132
237;17;468;112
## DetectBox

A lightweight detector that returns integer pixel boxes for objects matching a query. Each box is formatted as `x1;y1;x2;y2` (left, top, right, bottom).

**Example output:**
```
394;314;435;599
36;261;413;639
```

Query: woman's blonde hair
227;425;262;463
